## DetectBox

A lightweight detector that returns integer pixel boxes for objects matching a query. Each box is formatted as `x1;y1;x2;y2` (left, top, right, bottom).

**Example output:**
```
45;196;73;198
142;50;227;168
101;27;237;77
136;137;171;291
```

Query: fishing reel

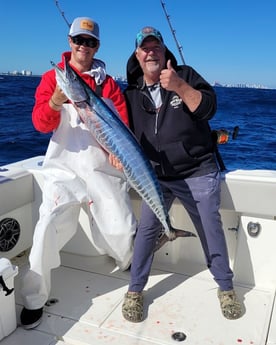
212;126;239;145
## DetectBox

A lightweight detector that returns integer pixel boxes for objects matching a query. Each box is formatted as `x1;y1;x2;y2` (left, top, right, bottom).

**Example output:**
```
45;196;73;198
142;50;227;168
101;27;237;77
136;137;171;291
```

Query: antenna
160;0;185;65
54;0;71;28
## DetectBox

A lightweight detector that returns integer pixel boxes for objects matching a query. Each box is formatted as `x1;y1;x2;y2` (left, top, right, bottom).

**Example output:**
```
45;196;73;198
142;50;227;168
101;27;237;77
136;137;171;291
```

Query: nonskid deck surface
2;252;274;345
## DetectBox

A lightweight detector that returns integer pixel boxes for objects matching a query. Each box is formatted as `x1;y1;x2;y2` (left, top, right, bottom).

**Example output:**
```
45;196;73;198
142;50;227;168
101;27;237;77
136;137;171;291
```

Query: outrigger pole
54;0;71;28
160;0;186;65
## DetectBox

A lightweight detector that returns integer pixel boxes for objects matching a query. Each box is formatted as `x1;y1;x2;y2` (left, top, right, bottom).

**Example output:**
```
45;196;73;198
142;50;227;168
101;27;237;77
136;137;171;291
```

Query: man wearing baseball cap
19;17;136;329
122;26;243;322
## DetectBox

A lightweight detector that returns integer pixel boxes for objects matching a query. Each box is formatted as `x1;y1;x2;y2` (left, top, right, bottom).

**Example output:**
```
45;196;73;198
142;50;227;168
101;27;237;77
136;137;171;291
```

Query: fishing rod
54;0;238;148
160;1;239;171
160;0;185;65
54;0;71;28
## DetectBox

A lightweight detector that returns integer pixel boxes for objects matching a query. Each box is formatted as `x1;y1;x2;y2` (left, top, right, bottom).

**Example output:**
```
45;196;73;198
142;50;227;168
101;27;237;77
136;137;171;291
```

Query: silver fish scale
77;96;171;235
92;112;171;234
54;61;174;238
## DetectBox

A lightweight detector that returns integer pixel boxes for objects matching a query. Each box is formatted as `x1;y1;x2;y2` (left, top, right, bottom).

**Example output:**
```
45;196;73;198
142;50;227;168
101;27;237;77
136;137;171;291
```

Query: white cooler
0;258;18;340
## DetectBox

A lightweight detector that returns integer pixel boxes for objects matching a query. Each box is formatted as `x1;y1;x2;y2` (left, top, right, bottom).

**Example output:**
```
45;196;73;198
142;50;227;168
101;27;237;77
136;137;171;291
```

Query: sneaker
122;292;143;322
20;307;43;329
217;289;242;320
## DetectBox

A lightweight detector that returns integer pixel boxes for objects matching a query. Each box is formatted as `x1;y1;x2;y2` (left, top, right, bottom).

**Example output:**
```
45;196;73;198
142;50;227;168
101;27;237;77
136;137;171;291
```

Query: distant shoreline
0;73;41;77
0;73;274;90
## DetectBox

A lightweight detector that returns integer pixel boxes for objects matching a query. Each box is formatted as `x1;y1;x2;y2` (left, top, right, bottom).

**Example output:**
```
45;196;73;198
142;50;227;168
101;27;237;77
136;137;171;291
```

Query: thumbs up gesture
160;59;181;91
166;59;174;70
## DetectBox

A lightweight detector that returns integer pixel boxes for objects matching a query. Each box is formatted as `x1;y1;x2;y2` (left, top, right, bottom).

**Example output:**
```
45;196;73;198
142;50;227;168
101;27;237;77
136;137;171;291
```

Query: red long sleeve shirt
32;52;129;133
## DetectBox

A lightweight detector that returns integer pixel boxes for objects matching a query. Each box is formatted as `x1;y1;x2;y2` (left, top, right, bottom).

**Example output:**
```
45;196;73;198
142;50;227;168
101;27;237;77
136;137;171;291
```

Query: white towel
84;58;107;85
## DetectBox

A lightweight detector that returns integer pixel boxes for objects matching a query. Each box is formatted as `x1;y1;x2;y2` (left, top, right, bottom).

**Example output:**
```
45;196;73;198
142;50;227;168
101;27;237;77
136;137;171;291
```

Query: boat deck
2;250;276;345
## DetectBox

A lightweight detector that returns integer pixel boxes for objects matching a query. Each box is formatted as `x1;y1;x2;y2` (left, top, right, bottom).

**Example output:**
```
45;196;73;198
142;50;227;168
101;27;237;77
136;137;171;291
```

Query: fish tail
154;226;196;252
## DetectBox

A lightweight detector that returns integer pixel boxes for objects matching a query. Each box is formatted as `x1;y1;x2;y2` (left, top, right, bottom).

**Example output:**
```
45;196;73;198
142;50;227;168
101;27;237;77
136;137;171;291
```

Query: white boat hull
1;156;276;345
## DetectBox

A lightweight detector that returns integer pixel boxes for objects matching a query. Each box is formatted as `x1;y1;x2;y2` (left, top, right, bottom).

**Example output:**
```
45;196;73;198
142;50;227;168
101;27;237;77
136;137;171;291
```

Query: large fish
51;60;196;250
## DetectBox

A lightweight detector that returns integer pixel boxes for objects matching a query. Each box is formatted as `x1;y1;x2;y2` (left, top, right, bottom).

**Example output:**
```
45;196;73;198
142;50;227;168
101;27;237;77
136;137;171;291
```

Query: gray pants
129;171;234;292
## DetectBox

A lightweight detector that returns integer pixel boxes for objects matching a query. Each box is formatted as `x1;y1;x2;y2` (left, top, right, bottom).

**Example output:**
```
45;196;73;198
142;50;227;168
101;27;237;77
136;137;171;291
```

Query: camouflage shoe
122;292;143;322
217;289;242;320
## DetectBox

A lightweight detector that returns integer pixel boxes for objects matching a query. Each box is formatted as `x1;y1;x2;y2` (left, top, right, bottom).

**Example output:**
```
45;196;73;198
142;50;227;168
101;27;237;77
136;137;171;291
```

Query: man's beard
145;61;161;73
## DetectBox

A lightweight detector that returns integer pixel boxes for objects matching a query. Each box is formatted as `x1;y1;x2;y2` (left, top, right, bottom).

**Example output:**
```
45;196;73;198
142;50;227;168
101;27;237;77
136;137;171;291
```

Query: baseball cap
69;17;100;40
135;26;163;47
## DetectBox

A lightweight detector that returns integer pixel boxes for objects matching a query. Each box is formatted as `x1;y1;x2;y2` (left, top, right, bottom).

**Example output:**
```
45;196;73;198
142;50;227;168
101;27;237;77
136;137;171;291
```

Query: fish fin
154;228;196;252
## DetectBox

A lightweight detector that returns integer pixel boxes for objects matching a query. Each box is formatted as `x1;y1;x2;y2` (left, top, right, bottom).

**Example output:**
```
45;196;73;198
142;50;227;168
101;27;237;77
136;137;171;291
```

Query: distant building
212;81;269;90
22;70;32;76
0;70;33;76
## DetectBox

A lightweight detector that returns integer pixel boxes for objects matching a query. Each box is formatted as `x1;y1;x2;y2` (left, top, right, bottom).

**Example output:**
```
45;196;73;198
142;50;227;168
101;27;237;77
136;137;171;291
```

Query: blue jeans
129;171;234;292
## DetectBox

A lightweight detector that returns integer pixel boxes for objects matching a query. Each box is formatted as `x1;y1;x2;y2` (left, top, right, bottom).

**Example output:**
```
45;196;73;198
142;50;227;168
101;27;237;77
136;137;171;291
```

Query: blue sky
1;0;276;88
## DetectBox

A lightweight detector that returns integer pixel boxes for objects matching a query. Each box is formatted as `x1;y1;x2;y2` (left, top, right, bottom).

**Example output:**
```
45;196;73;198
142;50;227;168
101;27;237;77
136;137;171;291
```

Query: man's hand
52;85;68;105
160;59;182;91
49;85;68;110
160;60;202;112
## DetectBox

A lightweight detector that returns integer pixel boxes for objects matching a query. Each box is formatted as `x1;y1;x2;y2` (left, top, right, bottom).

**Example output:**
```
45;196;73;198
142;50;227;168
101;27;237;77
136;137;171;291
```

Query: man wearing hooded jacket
122;26;242;322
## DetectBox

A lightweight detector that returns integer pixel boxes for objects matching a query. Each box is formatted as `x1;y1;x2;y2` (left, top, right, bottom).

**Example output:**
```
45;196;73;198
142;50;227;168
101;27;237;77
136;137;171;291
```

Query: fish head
51;59;88;103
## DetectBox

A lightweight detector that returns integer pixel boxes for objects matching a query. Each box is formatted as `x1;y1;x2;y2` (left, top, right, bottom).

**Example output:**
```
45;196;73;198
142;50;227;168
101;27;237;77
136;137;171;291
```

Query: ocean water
0;75;276;171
